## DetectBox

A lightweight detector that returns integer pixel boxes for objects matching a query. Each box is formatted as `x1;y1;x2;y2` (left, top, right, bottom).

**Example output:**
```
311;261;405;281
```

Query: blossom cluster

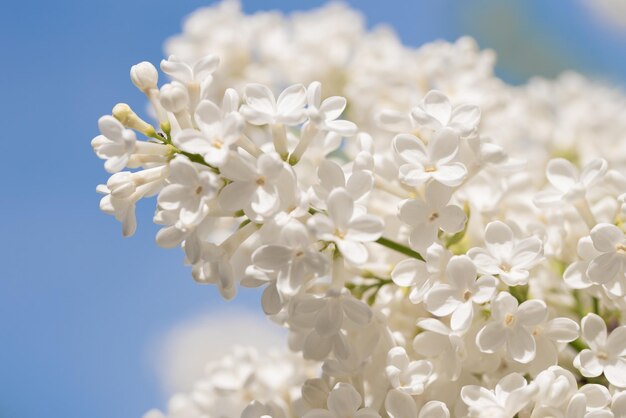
92;1;626;417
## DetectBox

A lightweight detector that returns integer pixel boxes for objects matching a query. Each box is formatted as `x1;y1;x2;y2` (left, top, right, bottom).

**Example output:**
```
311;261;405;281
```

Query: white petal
507;328;536;363
327;383;362;416
517;300;547;327
385;389;417;418
580;158;608;187
276;84;306;118
476;322;506;353
425;285;459;316
219;181;256;211
439;205;467;234
252;245;293;270
575;349;604;377
261;283;282;315
546;158;578;192
423;90;452;125
327;188;354;230
591;223;624;253
428;127;459;162
582;313;608;350
450;104;480;135
604;358;626;388
320;96;347;120
337;240;368;265
543;318;580;343
342;296;372;326
607;326;626;357
347;215;384;242
391;259;427;287
393;134;427;163
418;401;450;418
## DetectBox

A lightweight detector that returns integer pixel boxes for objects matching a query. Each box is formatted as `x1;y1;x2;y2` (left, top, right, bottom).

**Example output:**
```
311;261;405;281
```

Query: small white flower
303;382;380;418
311;159;373;209
219;152;291;219
398;181;466;250
391;243;452;304
565;384;612;418
157;156;221;233
160;54;219;107
306;81;357;136
173;96;244;167
91;115;136;173
461;373;538;418
411;90;481;137
307;188;384;265
573;313;626;388
425;255;496;331
251;221;328;295
529;317;579;373
290;289;372;361
393;127;467;187
240;83;307;126
534;158;607;207
385;346;433;395
191;242;236;300
586;223;626;287
476;292;547;363
468;221;543;286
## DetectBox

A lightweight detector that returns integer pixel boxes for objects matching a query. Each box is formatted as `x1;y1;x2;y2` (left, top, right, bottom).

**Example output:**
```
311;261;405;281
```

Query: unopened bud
159;82;189;113
130;61;158;92
112;103;157;138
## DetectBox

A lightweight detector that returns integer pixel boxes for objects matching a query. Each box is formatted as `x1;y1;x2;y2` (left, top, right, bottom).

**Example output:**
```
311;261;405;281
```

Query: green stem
375;237;425;261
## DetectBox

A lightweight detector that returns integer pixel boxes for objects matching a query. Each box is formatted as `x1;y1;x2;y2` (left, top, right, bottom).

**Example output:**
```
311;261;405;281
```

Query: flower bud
159;82;189;113
130;61;158;92
112;103;157;138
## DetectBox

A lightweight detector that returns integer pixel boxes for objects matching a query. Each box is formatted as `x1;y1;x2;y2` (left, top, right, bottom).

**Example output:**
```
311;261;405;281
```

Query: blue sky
1;1;625;417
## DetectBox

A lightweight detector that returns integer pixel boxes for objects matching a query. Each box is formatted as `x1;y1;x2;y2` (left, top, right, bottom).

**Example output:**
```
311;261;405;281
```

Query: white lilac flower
532;366;579;414
156;156;221;243
565;384;612;418
289;289;372;361
385;346;433;395
251;221;328;295
393;127;467;187
391;243;452;304
411;89;481;137
534;158;608;207
311;159;373;209
476;292;547;363
460;373;538;418
424;255;496;332
306;81;357;136
307;188;384;265
468;221;543;286
398;181;466;251
160;54;220;108
91;115;137;173
240;83;307;126
303;383;380;418
218;152;292;219
586;223;626;289
574;313;626;388
528;317;579;373
412;318;465;381
172;97;244;167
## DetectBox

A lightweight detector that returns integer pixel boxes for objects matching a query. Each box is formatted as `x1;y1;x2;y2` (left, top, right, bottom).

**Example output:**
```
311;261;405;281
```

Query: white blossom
468;221;543;286
393;127;467;187
476;292;547;363
574;313;626;388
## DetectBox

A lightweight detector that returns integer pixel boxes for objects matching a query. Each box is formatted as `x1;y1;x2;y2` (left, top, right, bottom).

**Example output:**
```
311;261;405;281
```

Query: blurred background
1;0;625;417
